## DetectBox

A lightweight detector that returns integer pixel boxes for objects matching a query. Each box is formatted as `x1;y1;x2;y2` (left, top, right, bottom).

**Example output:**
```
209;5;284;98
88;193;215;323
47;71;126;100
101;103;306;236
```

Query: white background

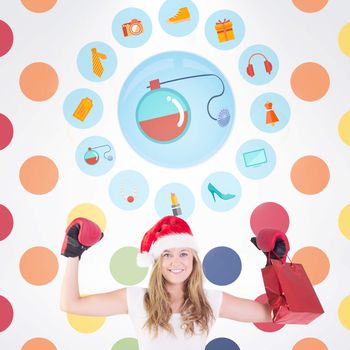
1;0;350;348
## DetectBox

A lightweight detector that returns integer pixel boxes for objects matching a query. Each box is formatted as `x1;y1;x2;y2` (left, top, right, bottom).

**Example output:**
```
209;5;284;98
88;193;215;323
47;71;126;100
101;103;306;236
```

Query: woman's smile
168;268;185;274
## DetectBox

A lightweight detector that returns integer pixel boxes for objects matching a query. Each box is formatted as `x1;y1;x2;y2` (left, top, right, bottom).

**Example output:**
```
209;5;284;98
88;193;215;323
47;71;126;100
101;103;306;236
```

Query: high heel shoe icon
207;182;235;202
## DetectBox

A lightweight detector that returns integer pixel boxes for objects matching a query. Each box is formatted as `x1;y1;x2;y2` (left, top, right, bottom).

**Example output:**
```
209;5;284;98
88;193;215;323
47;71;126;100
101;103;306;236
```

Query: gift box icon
215;19;235;43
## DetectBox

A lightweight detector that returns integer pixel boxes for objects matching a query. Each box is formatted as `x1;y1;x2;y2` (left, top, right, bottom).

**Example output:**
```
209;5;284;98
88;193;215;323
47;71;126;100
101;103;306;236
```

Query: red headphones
246;53;273;77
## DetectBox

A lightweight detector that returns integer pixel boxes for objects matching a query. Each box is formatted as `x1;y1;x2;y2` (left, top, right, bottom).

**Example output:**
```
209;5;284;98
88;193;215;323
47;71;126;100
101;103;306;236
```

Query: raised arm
59;217;128;317
60;257;127;316
219;292;272;322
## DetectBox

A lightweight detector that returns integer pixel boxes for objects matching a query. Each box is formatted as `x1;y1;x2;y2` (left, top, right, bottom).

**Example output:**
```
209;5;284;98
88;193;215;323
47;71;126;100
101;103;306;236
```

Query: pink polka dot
0;204;13;241
253;294;285;332
250;202;290;235
0;114;14;150
0;20;14;57
0;295;14;332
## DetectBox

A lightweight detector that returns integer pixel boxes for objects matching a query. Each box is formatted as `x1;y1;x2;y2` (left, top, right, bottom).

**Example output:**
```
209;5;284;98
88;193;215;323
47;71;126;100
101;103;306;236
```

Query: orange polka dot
292;0;328;13
21;0;57;13
19;156;59;194
21;337;56;350
291;156;330;194
292;247;330;285
290;62;330;101
19;62;58;101
19;247;58;285
292;337;328;350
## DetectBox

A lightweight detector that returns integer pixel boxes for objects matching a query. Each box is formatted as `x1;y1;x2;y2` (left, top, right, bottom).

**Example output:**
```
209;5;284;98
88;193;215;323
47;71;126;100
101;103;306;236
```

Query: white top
126;287;223;350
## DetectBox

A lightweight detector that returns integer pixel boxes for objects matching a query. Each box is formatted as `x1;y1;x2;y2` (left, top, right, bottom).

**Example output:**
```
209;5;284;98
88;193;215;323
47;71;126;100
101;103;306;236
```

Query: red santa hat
137;216;198;267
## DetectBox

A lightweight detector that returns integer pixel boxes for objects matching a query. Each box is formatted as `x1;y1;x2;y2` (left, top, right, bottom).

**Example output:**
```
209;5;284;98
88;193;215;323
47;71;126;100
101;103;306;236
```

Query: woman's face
160;247;194;286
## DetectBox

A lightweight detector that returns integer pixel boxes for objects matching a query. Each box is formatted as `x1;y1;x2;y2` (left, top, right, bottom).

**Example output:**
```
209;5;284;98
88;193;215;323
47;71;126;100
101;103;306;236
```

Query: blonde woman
60;216;288;350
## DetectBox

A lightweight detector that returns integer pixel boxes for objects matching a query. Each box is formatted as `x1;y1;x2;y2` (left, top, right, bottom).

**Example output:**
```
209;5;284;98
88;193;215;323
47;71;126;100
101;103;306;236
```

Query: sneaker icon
167;7;191;24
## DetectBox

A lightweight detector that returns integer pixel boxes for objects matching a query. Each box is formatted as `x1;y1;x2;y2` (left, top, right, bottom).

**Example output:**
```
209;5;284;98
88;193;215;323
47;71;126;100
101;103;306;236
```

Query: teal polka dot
111;337;139;350
110;247;148;285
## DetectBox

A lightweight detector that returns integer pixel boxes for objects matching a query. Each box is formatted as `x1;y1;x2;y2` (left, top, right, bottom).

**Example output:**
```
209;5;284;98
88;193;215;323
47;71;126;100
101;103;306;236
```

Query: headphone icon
246;53;273;77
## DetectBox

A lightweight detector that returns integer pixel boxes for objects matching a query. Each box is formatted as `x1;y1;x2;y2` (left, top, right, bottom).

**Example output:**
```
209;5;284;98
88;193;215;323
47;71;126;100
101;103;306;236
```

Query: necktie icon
91;48;107;77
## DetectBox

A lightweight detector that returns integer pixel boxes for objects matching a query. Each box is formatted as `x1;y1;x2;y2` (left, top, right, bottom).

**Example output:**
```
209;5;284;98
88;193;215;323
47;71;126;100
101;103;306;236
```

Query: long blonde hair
143;250;214;337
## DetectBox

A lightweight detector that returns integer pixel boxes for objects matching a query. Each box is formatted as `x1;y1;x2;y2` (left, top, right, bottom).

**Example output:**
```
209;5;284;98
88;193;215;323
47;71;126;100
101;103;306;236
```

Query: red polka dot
253;294;285;332
0;114;14;150
0;204;14;241
250;202;290;235
0;295;14;332
0;20;14;57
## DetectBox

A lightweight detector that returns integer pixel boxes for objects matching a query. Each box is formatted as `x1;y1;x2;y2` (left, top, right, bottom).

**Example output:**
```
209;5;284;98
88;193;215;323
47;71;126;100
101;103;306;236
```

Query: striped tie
91;48;107;77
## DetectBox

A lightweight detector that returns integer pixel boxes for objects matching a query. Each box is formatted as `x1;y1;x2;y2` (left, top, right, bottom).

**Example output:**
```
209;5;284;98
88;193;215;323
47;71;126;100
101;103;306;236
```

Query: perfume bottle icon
207;183;235;202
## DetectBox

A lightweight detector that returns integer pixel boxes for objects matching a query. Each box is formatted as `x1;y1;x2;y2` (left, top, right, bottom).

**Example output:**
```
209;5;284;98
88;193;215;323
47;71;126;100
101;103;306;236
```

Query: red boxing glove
61;217;103;259
251;229;290;264
257;229;289;262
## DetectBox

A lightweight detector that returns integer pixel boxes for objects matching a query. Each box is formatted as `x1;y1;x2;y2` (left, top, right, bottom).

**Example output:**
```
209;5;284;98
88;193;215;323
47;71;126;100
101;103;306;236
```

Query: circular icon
21;338;57;350
250;202;290;236
203;246;242;286
239;44;279;85
202;172;241;212
76;136;115;176
112;337;139;350
21;0;57;13
159;0;199;37
77;41;117;82
0;113;14;150
205;10;245;50
109;170;149;210
118;51;235;168
110;247;148;285
0;295;13;332
63;89;103;128
236;139;276;179
290;62;329;101
19;156;59;194
290;155;329;194
19;62;59;101
0;20;14;57
206;338;240;350
0;204;14;241
338;111;350;147
339;22;350;58
112;8;152;48
19;247;58;285
253;294;285;332
155;183;195;219
250;92;290;132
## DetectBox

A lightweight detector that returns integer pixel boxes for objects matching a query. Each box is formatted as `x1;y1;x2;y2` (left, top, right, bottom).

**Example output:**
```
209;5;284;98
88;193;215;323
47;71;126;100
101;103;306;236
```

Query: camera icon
122;19;144;37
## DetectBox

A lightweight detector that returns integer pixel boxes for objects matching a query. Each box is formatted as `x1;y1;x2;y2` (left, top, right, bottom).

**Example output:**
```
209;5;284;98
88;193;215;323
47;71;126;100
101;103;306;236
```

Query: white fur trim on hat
137;251;155;268
137;233;198;268
150;233;198;258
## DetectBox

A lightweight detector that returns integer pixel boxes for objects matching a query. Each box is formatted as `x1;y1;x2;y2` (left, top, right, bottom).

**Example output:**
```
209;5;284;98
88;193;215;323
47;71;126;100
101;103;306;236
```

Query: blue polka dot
206;337;240;350
203;247;242;285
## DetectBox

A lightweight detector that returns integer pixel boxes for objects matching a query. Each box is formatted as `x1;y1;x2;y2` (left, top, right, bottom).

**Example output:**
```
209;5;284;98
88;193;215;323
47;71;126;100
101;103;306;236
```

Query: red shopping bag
261;259;324;324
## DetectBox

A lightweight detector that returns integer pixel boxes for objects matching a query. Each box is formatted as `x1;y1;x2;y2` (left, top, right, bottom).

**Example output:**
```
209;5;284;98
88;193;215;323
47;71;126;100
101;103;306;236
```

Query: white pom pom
137;252;154;267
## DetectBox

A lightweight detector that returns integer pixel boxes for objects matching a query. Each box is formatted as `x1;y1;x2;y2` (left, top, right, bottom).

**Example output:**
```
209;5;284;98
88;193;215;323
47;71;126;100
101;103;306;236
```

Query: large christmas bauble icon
136;79;191;143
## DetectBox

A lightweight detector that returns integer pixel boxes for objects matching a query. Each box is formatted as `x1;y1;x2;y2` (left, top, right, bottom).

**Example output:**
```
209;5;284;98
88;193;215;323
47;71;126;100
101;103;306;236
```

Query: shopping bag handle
268;250;292;265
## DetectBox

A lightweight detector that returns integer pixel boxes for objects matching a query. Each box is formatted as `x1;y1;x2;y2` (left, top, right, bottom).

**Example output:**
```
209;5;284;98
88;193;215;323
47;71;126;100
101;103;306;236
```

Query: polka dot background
1;0;349;348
